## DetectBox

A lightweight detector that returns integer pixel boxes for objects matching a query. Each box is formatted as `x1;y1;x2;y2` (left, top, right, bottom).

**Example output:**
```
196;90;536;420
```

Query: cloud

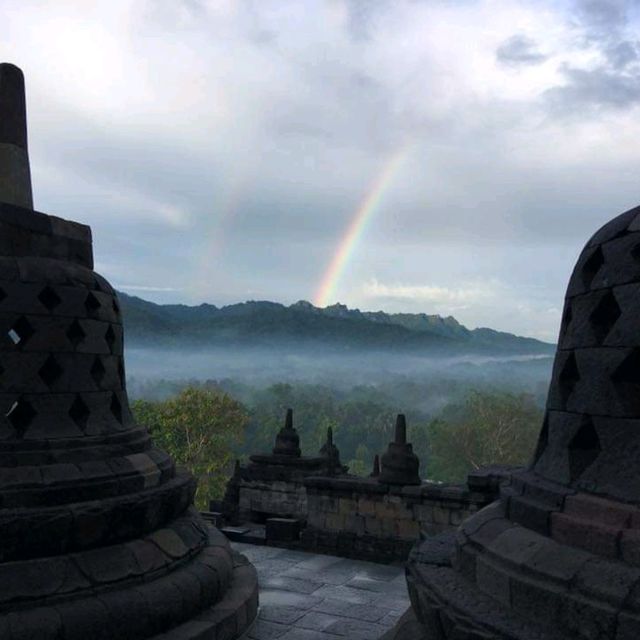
496;35;547;66
2;0;640;341
575;0;628;36
115;285;180;292
362;278;496;306
605;40;640;68
545;63;640;112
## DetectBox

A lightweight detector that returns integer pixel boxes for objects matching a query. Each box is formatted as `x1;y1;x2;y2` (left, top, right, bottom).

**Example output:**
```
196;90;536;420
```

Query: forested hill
118;293;554;355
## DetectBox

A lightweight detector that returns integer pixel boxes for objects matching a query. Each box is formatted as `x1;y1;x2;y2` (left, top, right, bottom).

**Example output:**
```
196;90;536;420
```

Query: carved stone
272;407;301;457
0;64;32;209
0;64;257;640
390;204;640;640
379;414;421;485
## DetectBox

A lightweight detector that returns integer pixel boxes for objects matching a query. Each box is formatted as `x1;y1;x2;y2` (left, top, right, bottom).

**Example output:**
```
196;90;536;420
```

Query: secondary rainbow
314;144;411;307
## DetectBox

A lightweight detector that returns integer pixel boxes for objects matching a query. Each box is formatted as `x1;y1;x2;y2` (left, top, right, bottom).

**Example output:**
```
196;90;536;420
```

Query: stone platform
234;543;410;640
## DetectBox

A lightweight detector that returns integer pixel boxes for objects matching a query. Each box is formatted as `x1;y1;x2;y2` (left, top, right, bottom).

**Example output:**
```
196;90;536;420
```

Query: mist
124;344;553;415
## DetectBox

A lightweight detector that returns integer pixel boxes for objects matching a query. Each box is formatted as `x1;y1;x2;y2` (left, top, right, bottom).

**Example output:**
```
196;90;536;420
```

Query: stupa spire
0;63;33;209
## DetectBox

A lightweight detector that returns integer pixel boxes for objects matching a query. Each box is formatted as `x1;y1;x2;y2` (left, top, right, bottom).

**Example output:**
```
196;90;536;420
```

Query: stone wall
299;468;510;562
238;477;309;522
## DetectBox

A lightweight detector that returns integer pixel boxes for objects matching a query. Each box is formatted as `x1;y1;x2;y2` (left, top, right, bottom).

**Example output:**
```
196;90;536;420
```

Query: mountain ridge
118;292;554;355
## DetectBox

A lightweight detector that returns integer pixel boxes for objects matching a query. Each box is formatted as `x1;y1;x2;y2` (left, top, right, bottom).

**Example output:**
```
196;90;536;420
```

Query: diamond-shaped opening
85;292;101;314
110;393;123;424
560;302;572;334
38;286;62;311
105;325;116;353
6;398;36;438
532;414;549;465
582;246;604;289
568;417;601;482
69;395;90;430
558;351;580;405
612;348;640;386
90;356;106;387
8;316;34;347
66;319;86;348
39;355;63;388
117;359;125;387
589;291;621;344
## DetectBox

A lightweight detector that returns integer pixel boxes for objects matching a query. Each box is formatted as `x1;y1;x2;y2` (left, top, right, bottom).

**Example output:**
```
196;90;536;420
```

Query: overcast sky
1;0;639;341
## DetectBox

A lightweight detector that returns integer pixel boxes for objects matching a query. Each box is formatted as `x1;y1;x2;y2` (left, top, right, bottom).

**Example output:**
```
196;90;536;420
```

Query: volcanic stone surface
379;414;421;486
0;63;257;640
386;204;640;640
0;64;32;209
234;542;409;640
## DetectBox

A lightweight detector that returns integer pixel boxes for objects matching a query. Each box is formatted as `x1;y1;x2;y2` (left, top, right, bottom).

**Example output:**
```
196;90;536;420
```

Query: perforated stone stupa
390;204;640;639
0;63;257;640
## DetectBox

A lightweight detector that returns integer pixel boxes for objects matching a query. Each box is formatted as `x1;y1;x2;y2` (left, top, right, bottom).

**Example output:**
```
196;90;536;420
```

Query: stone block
510;572;566;623
551;512;620;558
617;611;640;640
559;593;618;640
621;529;640;566
564;492;637;527
476;555;511;607
412;504;433;523
524;540;590;585
344;513;366;536
325;513;345;531
431;505;450;525
266;518;301;543
6;606;63;640
364;516;383;536
357;498;376;516
338;497;356;514
375;500;400;519
397;519;420;539
449;508;469;526
575;558;640;608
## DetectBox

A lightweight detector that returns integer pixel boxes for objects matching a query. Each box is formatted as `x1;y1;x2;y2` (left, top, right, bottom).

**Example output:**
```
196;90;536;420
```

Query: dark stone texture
266;517;302;543
0;64;27;149
273;409;301;457
386;204;640;640
0;65;257;640
379;414;421;485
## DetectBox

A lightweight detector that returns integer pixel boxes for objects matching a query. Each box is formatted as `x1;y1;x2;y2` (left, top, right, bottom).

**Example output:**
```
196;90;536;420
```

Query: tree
131;387;249;509
426;390;543;483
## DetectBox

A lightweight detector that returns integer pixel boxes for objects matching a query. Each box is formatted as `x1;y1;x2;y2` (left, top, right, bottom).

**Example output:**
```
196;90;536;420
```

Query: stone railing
299;466;512;562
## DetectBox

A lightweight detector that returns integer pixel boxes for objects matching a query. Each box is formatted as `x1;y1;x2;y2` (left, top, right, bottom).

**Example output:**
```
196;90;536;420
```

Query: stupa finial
0;63;33;209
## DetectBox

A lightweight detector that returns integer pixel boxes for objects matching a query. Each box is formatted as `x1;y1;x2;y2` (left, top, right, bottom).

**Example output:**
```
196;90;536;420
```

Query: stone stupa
389;204;640;639
0;63;257;640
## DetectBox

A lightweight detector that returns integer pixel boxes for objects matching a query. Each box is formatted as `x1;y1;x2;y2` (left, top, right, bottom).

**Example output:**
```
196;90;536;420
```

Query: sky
1;0;639;341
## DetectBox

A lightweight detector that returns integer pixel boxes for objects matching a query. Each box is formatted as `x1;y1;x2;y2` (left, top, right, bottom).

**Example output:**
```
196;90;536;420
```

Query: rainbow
314;144;411;307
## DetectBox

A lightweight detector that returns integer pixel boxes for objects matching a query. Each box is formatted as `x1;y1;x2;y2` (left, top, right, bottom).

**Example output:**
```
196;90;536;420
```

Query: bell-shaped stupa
0;63;257;640
390;204;640;640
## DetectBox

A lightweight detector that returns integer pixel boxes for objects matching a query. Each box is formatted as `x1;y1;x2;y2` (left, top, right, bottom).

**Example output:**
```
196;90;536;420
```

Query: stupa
0;63;257;639
391;204;640;639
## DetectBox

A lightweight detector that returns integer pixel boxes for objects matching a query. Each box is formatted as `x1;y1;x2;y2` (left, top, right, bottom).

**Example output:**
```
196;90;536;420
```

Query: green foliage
347;444;372;476
426;390;543;483
130;379;545;493
131;387;249;509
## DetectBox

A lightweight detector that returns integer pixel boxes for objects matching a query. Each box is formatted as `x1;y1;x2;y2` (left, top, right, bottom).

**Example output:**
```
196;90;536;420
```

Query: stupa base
151;552;258;640
0;522;258;640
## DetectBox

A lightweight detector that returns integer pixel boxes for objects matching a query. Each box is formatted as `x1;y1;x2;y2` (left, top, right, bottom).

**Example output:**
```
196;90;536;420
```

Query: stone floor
233;542;410;640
